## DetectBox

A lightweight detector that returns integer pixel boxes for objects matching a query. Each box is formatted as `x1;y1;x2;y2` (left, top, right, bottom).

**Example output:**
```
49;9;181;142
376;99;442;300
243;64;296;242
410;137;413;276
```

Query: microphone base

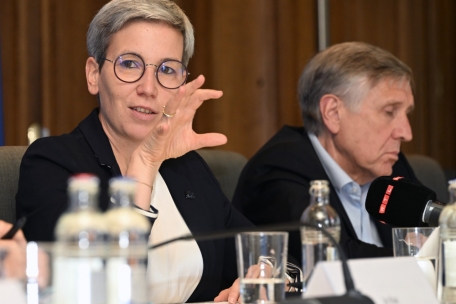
285;292;375;304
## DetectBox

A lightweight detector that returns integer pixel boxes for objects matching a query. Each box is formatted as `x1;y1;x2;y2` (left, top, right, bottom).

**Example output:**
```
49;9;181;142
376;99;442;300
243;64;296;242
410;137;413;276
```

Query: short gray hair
87;0;194;69
298;42;414;135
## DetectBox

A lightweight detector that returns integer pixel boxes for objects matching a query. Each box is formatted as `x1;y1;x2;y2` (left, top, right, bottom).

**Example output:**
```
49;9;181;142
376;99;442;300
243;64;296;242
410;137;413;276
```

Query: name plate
304;256;438;304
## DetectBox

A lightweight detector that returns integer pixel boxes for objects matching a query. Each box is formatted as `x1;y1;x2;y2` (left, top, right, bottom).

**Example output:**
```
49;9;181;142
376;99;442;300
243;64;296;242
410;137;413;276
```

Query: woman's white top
147;172;204;303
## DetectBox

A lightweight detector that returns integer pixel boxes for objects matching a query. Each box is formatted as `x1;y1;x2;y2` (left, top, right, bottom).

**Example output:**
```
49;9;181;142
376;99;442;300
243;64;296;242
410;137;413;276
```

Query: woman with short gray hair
17;0;253;302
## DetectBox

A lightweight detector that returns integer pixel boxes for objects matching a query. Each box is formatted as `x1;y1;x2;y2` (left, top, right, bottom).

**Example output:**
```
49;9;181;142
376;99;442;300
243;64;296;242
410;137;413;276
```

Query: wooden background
1;0;455;172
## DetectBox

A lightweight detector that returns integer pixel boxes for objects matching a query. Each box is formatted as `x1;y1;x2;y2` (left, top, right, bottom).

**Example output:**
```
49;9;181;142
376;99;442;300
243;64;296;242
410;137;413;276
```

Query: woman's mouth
131;107;153;114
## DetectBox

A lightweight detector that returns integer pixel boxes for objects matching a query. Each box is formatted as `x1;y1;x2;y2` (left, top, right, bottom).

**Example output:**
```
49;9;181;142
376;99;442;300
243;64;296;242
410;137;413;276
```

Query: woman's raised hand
126;75;226;209
139;74;226;166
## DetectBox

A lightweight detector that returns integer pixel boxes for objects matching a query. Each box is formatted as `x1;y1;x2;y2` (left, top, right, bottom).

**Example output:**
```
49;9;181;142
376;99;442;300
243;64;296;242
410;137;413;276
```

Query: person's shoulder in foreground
233;41;419;261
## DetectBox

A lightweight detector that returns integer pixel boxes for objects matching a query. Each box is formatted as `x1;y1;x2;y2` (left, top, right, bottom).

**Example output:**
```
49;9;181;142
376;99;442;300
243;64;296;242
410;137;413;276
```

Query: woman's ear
319;94;343;135
86;57;100;95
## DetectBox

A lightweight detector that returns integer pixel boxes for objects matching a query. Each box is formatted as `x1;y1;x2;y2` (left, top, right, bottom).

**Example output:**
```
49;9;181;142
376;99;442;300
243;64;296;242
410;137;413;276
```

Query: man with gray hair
233;42;419;262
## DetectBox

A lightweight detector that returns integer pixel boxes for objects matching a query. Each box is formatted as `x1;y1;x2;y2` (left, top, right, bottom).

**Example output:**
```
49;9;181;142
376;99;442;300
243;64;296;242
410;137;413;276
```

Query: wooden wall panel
276;0;316;129
177;0;316;157
1;0;455;170
44;0;106;135
426;1;456;171
1;0;106;144
1;0;43;145
330;0;456;170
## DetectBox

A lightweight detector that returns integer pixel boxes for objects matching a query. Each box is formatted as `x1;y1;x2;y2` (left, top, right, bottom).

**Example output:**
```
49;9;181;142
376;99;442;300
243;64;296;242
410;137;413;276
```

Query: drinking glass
392;227;438;293
236;232;288;304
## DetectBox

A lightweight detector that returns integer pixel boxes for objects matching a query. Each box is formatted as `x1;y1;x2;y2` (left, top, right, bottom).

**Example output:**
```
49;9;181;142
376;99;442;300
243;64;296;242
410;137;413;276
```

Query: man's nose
393;115;413;142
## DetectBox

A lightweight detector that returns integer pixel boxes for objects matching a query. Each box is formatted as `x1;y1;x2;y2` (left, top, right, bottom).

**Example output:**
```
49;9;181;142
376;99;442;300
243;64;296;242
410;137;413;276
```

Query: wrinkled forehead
375;76;412;91
342;75;413;111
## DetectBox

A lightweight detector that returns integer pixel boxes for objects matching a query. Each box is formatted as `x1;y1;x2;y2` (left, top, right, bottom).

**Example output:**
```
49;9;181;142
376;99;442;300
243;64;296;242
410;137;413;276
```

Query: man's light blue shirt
308;132;383;247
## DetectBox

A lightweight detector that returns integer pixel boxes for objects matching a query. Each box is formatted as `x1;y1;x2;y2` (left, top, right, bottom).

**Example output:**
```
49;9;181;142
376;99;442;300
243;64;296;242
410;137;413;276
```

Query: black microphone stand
149;222;374;304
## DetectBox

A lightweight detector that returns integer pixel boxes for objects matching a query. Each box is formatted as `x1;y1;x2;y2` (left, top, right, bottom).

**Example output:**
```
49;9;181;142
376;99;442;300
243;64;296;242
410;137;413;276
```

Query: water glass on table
392;227;438;293
236;232;288;304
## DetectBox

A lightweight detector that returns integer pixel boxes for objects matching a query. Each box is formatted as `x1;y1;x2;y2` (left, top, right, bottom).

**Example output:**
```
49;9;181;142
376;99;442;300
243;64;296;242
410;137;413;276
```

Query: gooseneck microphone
150;222;374;304
365;176;446;227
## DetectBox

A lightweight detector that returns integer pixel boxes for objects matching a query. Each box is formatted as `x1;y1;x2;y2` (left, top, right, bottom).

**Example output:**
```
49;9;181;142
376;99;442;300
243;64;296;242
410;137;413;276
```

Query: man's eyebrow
383;100;415;114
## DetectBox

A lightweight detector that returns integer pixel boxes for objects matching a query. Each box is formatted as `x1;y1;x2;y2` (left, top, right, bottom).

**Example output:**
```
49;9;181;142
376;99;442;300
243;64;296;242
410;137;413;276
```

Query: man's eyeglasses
104;53;189;89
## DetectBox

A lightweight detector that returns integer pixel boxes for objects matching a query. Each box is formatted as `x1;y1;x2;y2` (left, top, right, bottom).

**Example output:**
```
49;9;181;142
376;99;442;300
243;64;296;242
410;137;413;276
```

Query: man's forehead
384;77;412;90
350;77;414;111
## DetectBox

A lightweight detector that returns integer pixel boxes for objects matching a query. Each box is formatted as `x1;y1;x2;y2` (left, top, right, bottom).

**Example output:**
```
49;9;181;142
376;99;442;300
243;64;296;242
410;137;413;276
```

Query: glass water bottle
300;180;341;290
53;174;107;304
438;179;456;303
105;177;151;304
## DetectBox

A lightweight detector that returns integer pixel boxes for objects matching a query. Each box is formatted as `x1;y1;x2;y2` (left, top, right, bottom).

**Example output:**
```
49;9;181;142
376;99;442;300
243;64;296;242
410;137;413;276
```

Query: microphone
366;176;446;227
150;222;374;304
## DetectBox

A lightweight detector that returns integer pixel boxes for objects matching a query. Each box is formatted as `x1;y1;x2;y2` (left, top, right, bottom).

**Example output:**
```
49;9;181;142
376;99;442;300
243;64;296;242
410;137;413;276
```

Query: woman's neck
109;137;138;175
100;117;140;175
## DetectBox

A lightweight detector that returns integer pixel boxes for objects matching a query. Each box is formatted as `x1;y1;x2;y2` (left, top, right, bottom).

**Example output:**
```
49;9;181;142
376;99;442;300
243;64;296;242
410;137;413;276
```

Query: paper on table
415;227;440;293
416;226;440;259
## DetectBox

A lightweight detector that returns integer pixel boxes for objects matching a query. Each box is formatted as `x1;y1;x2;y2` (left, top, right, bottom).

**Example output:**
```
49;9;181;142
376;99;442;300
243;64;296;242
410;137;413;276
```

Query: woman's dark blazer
16;108;253;302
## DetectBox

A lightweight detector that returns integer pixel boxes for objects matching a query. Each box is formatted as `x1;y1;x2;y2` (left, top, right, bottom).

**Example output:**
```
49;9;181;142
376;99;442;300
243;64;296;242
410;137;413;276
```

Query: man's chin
377;165;394;178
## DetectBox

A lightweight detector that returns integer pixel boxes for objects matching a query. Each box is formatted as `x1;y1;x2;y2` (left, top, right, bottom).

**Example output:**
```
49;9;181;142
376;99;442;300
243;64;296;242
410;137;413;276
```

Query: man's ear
86;57;100;95
319;94;342;134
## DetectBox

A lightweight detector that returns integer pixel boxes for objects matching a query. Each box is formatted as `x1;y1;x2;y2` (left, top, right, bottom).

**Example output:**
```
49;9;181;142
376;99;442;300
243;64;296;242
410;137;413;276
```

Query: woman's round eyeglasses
104;53;189;89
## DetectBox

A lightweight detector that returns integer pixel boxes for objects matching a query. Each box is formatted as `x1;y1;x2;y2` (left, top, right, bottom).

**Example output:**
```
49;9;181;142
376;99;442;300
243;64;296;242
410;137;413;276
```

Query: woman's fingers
161;85;186;119
12;229;27;247
214;278;240;304
217;263;275;304
140;74;227;163
0;240;26;279
0;220;13;236
0;221;27;279
214;288;230;302
227;278;241;304
162;75;223;118
182;74;206;99
0;221;26;246
186;89;223;111
162;74;204;115
246;265;256;278
245;262;274;279
192;133;227;151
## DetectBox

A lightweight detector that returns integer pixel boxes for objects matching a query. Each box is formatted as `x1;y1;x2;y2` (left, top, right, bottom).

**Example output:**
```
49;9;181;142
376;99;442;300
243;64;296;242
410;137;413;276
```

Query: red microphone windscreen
366;176;436;227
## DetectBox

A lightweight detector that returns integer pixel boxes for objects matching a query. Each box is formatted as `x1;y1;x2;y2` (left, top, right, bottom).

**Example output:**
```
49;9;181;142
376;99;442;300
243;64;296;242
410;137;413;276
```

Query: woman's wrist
126;150;163;210
136;180;153;192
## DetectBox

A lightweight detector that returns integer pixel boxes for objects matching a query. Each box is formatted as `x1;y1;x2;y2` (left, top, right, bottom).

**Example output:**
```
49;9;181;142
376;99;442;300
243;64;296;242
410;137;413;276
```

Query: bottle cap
68;173;99;194
109;177;137;195
309;180;330;195
448;179;456;191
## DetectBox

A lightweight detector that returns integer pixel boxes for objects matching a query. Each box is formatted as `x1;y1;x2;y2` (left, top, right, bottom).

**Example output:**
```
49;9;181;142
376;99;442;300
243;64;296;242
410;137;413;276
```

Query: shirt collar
308;132;354;192
77;107;121;175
